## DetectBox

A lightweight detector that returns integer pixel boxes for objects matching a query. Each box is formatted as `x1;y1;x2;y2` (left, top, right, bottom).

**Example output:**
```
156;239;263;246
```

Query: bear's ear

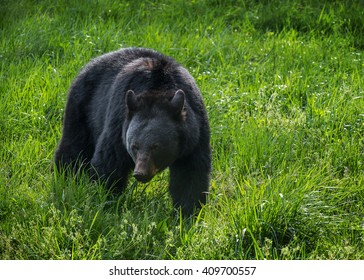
126;90;139;112
170;89;185;115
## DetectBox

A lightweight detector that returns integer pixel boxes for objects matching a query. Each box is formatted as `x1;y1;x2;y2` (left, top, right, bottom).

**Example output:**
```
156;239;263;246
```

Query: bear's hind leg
54;99;94;171
54;127;94;171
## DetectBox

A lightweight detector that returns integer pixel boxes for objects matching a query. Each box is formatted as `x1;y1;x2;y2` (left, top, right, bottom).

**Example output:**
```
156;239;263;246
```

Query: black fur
54;47;211;215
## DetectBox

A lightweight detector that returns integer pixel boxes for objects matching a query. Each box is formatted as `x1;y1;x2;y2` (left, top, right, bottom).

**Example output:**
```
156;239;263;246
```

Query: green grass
1;0;363;260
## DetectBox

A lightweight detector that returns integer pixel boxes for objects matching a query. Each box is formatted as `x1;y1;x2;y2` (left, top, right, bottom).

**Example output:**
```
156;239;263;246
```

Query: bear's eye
150;144;159;151
131;144;139;151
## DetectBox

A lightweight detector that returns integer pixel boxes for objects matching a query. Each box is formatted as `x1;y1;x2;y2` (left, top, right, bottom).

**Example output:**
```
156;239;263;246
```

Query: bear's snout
133;171;153;183
133;155;158;183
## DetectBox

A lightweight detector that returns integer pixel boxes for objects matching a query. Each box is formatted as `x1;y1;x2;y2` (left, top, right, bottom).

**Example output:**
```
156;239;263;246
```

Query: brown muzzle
133;155;158;183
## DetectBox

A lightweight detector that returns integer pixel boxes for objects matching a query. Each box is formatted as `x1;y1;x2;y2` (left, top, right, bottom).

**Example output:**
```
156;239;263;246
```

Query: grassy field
0;0;363;260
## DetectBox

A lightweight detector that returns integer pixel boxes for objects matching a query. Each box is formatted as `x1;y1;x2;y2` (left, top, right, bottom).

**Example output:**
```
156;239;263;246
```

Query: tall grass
1;0;363;259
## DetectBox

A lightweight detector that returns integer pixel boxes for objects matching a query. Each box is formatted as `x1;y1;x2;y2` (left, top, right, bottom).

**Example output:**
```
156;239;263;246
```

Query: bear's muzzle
133;154;158;183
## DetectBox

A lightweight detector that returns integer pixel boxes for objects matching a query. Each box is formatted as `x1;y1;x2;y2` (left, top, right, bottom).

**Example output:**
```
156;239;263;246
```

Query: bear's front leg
91;130;133;194
169;149;211;216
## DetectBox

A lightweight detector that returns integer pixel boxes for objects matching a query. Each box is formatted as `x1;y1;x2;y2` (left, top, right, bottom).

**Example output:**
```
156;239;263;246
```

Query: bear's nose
133;171;152;183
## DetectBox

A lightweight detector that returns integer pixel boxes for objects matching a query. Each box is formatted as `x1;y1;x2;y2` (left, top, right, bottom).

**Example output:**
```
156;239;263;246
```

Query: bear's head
124;89;185;183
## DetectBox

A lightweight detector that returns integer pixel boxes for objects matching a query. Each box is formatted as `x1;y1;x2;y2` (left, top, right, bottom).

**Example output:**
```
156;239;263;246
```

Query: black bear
54;47;211;215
